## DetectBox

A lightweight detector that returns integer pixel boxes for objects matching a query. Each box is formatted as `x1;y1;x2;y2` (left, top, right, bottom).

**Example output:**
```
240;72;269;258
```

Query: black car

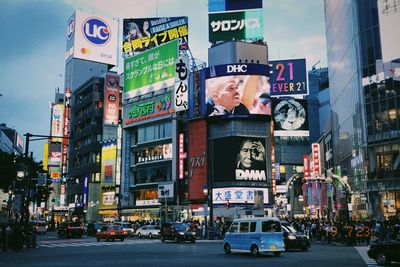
57;221;85;238
160;222;196;243
86;222;103;237
281;221;310;251
367;237;400;265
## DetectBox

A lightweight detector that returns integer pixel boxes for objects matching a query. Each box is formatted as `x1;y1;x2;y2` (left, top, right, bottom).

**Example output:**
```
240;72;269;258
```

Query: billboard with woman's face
213;136;267;184
203;63;271;118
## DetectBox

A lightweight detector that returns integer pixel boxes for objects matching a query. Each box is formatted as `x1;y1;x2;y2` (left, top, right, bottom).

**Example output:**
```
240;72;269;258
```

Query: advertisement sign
104;74;120;126
179;133;187;179
16;134;23;151
312;143;321;176
209;9;264;42
269;59;307;96
158;182;174;199
204;63;270;117
123;132;131;202
43;143;48;171
272;98;309;136
208;0;263;12
65;10;118;65
303;155;311;180
213;136;267;183
124;40;178;99
136;143;172;164
122;17;188;58
62;89;71;176
378;0;400;62
51;104;64;143
100;140;117;209
123;92;174;126
212;187;268;205
174;54;189;112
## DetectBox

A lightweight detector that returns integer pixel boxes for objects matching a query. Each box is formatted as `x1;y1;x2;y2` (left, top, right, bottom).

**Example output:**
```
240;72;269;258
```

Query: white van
223;217;285;256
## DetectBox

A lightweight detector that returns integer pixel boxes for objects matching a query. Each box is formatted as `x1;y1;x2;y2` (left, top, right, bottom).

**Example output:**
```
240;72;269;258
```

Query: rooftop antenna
312;60;321;71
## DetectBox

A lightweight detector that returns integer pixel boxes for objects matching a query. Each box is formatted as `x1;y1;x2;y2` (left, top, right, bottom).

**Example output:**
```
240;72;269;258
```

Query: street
0;232;392;267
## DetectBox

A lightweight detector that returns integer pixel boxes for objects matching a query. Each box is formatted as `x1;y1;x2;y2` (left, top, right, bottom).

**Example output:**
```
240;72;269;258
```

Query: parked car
86;222;104;237
160;222;196;243
367;237;400;265
29;220;48;235
57;221;84;238
137;225;161;239
96;225;128;242
281;221;310;251
113;221;135;236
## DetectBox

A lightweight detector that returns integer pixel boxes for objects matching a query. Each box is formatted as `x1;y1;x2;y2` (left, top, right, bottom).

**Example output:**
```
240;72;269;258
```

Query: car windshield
174;223;187;231
110;225;122;230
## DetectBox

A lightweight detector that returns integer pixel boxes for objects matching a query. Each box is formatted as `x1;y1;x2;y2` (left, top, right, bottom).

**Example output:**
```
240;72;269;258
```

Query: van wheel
250;245;259;256
224;243;231;254
274;252;281;257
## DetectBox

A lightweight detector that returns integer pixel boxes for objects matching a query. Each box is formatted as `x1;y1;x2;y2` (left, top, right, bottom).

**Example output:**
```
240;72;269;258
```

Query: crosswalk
355;246;379;267
39;238;159;248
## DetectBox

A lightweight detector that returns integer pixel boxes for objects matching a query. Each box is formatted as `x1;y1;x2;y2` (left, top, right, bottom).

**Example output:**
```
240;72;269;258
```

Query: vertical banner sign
312;143;321;176
123;133;131;202
100;140;117;209
62;89;71;176
104;74;120;125
51;104;64;142
178;133;187;179
43;143;49;171
174;54;189;111
83;176;88;206
275;163;280;183
303;155;310;179
60;184;66;206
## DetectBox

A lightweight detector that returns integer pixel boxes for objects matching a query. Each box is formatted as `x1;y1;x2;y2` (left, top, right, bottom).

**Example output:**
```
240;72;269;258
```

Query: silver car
113;222;135;236
136;225;161;239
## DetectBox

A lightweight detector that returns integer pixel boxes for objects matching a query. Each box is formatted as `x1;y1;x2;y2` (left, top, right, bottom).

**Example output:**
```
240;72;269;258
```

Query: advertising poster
51;104;64;143
212;187;268;205
103;74;120;125
269;58;308;96
65;10;118;65
209;9;264;42
100;140;117;209
272;98;309;136
213;136;267;183
124;40;178;99
122;16;188;58
204;63;270;117
174;54;189;112
378;0;400;62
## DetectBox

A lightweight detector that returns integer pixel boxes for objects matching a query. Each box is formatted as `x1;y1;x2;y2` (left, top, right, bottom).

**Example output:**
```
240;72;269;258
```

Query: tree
0;151;17;191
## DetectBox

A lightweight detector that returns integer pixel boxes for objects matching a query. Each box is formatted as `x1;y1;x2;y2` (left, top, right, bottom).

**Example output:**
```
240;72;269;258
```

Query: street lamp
203;185;208;238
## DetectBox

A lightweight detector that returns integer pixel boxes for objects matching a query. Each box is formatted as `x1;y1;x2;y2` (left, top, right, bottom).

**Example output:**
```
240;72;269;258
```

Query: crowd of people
0;221;37;252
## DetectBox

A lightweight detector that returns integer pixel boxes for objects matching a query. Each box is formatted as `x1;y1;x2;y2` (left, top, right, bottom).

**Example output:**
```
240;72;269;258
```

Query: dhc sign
227;64;248;73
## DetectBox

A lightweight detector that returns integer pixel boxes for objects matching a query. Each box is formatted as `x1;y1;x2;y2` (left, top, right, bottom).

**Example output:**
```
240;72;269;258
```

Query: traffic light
225;200;230;209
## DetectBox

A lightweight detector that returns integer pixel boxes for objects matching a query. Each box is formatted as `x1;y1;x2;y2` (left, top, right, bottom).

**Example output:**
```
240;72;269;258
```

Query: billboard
103;74;120;126
51;104;64;142
378;0;400;62
212;187;268;205
122;17;188;58
213;136;267;183
208;0;263;12
174;54;189;112
272;98;309;137
269;59;308;96
65;10;118;65
124;39;178;99
209;9;263;42
123;92;174;126
203;63;270;117
100;140;117;209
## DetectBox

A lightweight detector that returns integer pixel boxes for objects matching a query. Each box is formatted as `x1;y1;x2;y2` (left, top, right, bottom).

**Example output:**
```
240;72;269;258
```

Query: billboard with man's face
203;63;270;118
213;136;267;183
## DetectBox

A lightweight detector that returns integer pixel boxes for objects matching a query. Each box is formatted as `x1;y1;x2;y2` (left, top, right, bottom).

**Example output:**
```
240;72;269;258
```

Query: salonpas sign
124;39;178;99
209;9;263;42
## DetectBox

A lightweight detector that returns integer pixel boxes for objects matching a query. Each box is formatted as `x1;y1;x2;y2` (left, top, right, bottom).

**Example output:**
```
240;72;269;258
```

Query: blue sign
82;17;111;46
208;0;262;12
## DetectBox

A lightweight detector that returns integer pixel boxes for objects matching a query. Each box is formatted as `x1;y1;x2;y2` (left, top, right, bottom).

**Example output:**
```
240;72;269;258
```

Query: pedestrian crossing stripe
38;239;158;248
355;247;379;267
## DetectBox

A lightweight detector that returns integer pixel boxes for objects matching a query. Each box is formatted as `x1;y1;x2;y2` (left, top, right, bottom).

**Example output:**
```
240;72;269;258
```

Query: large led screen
213;136;267;183
122;17;188;58
269;58;307;96
203;63;270;117
272;98;309;137
124;40;178;99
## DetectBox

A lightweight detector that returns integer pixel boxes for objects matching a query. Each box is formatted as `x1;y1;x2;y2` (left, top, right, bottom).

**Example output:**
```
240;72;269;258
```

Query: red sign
312;143;320;176
62;88;71;175
104;74;120;126
303;155;310;179
178;133;187;179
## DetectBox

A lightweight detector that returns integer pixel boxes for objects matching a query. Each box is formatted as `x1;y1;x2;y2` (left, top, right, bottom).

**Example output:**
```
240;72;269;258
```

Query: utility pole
24;133;31;226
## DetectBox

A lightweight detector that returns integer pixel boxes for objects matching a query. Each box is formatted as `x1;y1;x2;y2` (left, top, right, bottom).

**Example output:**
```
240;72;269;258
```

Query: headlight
288;235;296;240
179;232;184;235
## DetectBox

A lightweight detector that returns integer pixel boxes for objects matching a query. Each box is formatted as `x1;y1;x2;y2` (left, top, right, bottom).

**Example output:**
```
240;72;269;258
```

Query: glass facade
325;0;400;219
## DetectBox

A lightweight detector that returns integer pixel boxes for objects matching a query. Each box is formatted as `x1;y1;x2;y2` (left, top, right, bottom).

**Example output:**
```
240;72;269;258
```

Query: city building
324;0;400;220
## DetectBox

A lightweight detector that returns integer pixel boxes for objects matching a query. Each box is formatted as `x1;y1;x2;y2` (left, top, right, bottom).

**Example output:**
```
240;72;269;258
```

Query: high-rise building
324;0;400;220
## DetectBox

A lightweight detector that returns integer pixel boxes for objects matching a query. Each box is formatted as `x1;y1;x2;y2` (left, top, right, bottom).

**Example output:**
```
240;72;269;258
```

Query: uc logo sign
82;17;111;46
67;17;75;40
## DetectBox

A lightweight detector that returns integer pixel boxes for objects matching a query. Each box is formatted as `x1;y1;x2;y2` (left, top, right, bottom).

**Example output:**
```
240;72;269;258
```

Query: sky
0;0;327;162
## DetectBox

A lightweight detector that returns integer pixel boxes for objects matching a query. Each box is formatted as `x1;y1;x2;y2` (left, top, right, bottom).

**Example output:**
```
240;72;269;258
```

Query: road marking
355;246;379;266
38;239;159;248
